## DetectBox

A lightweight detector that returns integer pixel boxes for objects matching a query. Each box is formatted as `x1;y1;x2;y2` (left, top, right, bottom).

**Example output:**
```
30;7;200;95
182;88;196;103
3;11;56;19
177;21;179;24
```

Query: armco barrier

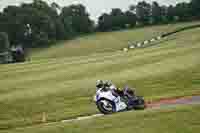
123;24;200;51
161;24;200;37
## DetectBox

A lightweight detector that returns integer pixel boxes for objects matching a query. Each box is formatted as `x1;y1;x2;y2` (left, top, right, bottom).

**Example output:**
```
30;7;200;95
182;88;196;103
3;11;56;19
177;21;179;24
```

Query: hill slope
30;21;200;60
5;105;200;133
0;22;200;131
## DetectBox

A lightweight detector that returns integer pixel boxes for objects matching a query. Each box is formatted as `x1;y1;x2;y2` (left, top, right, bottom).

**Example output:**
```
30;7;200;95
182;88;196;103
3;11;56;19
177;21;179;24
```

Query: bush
11;50;25;63
0;32;10;53
0;32;12;64
11;45;26;63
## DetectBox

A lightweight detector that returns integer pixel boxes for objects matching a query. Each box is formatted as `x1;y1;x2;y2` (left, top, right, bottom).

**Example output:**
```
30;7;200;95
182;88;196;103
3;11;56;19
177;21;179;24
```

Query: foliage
0;0;93;48
151;1;162;24
0;32;9;53
0;0;199;49
98;0;200;32
190;0;200;18
98;8;137;31
136;1;151;25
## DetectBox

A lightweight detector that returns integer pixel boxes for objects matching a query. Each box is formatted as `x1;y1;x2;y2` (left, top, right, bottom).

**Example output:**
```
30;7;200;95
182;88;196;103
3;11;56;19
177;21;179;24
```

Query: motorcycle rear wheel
133;97;145;110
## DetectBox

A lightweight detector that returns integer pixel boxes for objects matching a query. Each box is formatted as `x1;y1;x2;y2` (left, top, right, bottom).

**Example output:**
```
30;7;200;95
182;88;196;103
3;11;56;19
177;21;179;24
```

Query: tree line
0;0;200;50
98;0;200;31
0;0;94;49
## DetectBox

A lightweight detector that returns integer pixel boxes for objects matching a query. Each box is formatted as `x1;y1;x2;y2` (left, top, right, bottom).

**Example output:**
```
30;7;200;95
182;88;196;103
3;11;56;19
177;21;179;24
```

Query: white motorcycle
94;86;145;114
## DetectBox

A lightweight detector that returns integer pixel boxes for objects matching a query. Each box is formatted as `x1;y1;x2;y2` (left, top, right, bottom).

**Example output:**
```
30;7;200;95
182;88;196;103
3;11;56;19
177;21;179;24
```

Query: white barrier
125;34;164;51
123;48;128;52
144;40;149;45
151;38;156;42
129;45;135;49
137;43;142;47
157;36;162;40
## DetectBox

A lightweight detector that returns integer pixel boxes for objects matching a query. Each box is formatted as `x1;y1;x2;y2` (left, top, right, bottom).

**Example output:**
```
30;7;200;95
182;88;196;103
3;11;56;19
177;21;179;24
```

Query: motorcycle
94;86;145;114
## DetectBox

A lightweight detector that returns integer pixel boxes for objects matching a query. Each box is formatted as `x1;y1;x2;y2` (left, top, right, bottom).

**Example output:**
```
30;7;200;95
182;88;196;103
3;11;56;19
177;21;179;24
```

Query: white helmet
96;80;104;88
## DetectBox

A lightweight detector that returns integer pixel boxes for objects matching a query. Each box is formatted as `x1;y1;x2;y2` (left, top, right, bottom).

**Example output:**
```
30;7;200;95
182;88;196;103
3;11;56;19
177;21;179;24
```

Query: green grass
30;21;200;60
3;105;200;133
0;21;200;131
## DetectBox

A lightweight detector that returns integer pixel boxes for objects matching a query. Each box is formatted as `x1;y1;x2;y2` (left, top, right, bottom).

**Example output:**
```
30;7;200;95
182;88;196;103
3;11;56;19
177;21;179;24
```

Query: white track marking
61;96;200;123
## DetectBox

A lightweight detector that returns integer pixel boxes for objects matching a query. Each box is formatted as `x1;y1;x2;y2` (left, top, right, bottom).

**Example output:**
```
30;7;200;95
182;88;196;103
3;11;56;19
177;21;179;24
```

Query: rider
96;80;136;109
96;80;132;97
96;80;104;89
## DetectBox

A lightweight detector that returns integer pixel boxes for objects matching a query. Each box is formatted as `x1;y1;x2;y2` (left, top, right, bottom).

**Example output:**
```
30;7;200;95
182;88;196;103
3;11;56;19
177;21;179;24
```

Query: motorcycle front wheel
96;99;116;114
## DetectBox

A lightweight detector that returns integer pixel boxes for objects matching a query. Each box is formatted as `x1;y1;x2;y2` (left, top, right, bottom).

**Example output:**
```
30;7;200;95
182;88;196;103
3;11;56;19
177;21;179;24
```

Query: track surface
147;95;200;109
2;95;200;131
61;95;200;123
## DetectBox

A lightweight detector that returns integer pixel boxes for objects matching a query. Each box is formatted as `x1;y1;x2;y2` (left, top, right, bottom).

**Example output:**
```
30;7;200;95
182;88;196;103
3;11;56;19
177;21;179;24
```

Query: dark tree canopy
151;1;162;24
97;8;137;31
175;2;191;21
190;0;200;18
0;0;199;51
0;32;10;53
60;4;94;34
136;1;151;25
124;11;137;27
98;13;112;31
0;0;94;49
166;5;176;22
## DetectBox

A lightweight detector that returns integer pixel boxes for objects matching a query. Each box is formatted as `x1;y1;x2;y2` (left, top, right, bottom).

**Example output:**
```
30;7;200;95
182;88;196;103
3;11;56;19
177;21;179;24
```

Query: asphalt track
61;95;200;123
7;95;200;131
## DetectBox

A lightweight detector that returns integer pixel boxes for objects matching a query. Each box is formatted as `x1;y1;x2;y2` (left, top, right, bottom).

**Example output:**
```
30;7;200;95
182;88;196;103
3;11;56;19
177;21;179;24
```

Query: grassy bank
0;22;200;131
3;105;200;133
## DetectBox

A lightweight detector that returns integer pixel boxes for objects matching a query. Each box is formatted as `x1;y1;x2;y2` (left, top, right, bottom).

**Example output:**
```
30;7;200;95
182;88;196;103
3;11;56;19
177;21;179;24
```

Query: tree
175;2;191;21
98;13;112;31
54;18;67;40
129;5;136;13
136;1;151;25
31;0;58;41
0;32;10;53
166;5;176;22
0;32;12;63
151;1;162;24
160;5;168;23
2;6;27;45
97;7;137;31
51;2;61;13
0;0;65;48
124;11;137;27
60;4;94;34
111;8;123;16
0;32;9;63
11;45;26;63
1;0;198;51
190;0;200;18
110;8;125;29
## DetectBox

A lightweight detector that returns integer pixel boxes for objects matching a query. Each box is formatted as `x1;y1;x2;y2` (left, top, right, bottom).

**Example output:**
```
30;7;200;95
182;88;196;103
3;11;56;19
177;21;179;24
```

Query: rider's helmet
96;80;104;88
104;80;117;90
104;80;112;87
